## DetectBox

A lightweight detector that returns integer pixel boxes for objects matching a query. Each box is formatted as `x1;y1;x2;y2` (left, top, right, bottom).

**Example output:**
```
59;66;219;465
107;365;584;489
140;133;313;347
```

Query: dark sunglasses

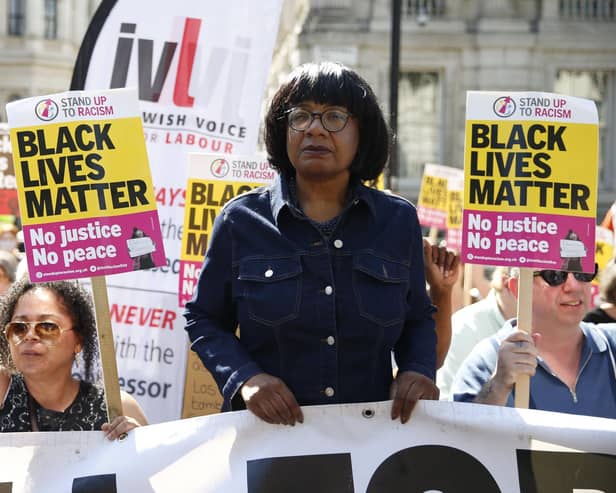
532;263;598;287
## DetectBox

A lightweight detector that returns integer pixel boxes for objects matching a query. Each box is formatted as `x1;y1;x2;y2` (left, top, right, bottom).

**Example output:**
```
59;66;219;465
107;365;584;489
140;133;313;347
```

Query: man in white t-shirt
437;266;516;400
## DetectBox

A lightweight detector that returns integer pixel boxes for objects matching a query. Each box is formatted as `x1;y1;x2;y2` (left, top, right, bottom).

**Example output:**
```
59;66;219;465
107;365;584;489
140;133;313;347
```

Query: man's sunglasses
532;263;598;287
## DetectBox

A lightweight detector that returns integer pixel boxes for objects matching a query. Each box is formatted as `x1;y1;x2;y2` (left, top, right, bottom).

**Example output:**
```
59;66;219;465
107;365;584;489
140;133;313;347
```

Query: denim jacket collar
269;173;377;225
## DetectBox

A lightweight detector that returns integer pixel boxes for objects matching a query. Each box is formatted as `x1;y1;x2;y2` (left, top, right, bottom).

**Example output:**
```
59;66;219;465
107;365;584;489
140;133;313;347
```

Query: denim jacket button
264;269;273;278
326;336;335;346
324;386;335;397
333;239;343;249
324;285;333;295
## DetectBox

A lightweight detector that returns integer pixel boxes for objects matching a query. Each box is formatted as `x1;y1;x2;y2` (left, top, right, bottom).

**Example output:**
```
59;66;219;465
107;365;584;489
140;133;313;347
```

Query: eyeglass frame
4;320;74;345
532;263;598;287
285;107;353;133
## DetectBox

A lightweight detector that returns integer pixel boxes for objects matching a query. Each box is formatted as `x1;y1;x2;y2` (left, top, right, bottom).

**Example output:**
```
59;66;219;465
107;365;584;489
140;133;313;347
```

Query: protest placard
0;124;18;221
445;170;464;252
461;91;599;407
417;163;464;232
461;92;598;274
6;88;166;281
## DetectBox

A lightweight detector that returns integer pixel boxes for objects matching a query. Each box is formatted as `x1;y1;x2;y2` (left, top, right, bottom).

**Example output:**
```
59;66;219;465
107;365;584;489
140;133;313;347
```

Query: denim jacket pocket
239;257;302;326
352;253;409;327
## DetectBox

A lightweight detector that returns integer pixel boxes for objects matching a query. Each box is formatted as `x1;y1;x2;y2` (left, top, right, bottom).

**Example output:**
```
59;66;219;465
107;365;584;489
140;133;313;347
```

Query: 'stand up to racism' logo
34;98;59;121
210;158;230;178
492;96;516;118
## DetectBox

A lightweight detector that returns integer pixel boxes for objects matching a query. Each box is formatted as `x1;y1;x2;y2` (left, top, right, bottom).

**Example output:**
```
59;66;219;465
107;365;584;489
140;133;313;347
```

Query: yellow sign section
464;121;597;217
181;179;261;262
595;226;614;273
419;174;448;210
447;189;463;229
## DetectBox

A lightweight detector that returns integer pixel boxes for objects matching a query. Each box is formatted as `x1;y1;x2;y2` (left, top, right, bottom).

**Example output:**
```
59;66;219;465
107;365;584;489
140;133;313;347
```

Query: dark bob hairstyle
264;61;391;182
0;279;99;381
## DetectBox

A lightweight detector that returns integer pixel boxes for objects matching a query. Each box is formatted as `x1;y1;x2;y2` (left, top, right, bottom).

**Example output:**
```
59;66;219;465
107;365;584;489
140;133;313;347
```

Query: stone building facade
299;0;616;215
2;1;615;213
0;0;100;121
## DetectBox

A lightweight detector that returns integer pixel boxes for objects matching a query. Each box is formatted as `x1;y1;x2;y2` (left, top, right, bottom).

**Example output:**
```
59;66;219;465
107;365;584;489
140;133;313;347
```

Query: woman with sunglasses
184;61;445;426
0;279;147;437
451;265;616;419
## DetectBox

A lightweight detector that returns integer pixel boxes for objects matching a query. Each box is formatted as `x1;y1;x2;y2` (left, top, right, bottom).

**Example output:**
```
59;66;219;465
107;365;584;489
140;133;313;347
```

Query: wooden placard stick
428;226;439;244
90;275;123;422
463;263;473;307
513;267;533;409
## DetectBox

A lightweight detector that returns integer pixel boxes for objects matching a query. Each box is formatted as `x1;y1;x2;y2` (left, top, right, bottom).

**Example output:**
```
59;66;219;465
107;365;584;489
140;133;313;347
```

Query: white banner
0;401;614;492
71;0;283;422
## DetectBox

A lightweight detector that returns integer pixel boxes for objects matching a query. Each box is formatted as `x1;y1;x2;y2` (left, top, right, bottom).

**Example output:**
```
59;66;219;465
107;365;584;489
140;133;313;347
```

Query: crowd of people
1;61;615;441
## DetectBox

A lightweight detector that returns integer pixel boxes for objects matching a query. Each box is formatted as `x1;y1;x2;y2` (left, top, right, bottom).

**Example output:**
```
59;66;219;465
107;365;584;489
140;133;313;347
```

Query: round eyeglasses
287;108;352;133
4;320;74;345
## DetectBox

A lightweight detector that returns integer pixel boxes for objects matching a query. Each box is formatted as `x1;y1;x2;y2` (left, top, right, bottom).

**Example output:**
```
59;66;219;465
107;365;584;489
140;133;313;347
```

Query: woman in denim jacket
184;62;440;425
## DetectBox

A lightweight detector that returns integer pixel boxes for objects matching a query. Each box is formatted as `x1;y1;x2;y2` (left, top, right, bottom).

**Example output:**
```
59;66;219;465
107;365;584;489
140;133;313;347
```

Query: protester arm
423;238;460;368
394;217;437;380
184;211;263;411
452;327;536;407
101;391;148;440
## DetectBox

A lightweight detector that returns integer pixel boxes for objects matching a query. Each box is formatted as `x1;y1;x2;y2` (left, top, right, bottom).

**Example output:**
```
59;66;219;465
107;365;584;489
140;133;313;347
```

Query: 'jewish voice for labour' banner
69;0;283;423
461;92;598;273
6;88;165;281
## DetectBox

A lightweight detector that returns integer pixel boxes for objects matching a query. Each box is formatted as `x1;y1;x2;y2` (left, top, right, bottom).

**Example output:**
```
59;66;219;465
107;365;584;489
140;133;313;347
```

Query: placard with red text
6;88;166;281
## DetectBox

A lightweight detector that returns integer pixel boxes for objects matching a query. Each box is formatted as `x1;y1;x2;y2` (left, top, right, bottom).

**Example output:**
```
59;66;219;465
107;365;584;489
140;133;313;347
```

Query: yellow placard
181;179;262;262
447;189;463;229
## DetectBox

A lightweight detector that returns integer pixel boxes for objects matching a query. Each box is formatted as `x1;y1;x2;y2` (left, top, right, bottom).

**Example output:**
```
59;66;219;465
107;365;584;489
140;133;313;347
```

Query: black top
0;373;107;432
583;307;616;324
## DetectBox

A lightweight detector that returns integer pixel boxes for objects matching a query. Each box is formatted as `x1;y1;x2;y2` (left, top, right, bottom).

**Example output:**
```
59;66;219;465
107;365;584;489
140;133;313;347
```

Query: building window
554;70;615;190
44;0;58;39
559;0;615;20
396;71;442;180
8;0;25;36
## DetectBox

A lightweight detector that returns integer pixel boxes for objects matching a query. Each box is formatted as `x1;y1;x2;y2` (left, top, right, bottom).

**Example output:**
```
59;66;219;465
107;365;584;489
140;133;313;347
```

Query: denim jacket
184;175;436;411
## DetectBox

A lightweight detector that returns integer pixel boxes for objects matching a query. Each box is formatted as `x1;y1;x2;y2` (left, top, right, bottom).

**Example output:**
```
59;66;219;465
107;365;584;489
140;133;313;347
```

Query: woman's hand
240;373;304;426
390;371;439;424
102;415;142;441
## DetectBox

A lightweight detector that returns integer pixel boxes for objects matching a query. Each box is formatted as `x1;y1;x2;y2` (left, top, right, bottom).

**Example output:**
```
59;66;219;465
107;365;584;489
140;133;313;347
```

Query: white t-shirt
437;289;506;400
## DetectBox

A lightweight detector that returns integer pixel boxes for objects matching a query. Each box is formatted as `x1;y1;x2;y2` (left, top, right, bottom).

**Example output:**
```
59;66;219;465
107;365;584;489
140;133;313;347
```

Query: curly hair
264;61;391;182
0;279;99;381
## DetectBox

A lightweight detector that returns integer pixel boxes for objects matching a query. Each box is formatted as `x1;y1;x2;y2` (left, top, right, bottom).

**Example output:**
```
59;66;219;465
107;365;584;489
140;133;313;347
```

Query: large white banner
0;401;614;492
70;0;283;422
